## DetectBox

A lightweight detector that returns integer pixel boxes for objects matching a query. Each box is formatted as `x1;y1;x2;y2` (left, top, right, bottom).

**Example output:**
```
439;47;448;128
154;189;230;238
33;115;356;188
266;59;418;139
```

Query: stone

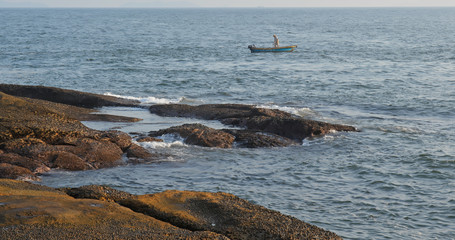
149;103;358;142
0;179;228;240
0;163;36;180
120;190;343;240
126;143;156;162
223;129;298;148
97;130;133;151
61;185;134;202
0;152;45;173
243;116;357;140
0;84;140;108
52;151;92;171
0;90;161;179
136;136;164;143
150;123;235;148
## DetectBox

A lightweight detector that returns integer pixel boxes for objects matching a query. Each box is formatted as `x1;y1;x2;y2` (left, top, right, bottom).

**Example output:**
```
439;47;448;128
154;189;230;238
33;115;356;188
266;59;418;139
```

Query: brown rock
61;185;134;202
150;123;235;148
120;190;342;240
68;138;124;169
77;113;142;122
126;143;155;161
97;130;133;151
0;91;142;179
0;179;228;240
0;152;44;173
136;136;164;143
149;103;357;143
52;151;92;171
223;129;298;148
0;84;140;108
149;103;292;120
243;116;357;140
0;163;36;180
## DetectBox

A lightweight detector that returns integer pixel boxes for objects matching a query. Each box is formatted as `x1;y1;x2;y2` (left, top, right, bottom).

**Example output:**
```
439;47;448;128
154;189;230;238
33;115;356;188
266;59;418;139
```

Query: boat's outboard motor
248;45;255;49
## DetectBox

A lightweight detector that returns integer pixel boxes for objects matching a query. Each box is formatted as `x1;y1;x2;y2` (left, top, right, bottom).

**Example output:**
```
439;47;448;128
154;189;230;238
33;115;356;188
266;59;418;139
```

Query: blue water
1;8;454;239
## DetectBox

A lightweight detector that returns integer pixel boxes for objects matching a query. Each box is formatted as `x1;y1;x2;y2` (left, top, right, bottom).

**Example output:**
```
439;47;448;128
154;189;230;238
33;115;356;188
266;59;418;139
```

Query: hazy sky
2;0;455;8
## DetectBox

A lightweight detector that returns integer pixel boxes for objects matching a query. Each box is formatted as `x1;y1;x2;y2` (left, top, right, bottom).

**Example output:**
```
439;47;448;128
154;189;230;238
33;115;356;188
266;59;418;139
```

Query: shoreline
0;84;353;239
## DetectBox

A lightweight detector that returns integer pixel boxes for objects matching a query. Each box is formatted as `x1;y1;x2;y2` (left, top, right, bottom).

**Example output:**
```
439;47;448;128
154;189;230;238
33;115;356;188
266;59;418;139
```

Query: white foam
104;92;181;105
140;140;185;149
136;134;186;149
256;104;316;118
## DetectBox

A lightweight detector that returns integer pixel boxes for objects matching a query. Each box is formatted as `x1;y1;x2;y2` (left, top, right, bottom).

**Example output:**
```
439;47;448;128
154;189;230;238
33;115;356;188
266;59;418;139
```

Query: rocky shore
0;179;342;239
0;84;353;239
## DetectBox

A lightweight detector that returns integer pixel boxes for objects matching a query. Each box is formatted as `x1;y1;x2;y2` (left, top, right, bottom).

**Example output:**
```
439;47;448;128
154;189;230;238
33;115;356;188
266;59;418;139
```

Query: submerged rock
223;129;297;148
149;104;357;148
150;123;235;148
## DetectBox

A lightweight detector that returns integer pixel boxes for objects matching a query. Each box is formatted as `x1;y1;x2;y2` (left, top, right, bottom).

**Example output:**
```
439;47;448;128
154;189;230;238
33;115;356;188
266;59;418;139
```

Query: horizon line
2;6;455;9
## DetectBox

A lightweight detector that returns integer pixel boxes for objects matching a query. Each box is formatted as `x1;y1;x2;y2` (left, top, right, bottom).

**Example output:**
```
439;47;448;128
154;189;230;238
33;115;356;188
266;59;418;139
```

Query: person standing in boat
273;34;279;47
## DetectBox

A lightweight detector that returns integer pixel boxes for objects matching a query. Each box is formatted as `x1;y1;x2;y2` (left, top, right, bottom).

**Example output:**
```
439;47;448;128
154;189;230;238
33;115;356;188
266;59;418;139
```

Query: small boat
248;45;297;53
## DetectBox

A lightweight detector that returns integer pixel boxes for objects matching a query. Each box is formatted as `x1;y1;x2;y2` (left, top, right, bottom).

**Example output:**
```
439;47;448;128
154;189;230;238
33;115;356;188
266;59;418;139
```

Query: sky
1;0;455;8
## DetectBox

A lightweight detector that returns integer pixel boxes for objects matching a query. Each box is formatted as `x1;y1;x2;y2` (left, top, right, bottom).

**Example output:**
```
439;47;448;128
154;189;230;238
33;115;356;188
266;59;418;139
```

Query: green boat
248;45;297;53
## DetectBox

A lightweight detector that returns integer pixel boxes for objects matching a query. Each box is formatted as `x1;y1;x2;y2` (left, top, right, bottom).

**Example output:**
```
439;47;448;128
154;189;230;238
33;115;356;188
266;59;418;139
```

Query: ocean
1;7;454;239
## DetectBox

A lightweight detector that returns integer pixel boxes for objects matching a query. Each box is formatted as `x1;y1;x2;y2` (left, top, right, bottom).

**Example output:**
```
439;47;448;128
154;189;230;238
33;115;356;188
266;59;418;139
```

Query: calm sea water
1;8;454;239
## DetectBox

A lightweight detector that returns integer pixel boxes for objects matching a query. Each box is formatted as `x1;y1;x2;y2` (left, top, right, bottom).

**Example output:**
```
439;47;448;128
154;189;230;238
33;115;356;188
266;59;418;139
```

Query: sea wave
104;92;181;105
135;134;186;149
256;104;318;118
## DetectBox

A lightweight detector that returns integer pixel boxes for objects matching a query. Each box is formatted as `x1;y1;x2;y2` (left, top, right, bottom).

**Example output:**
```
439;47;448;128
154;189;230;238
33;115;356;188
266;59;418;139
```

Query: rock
149;103;292;120
223;129;297;148
52;151;92;171
17;96;141;123
0;90;160;179
0;84;140;108
0;163;37;180
150;104;357;142
97;130;133;151
126;143;157;162
65;138;125;169
77;113;142;122
0;152;45;173
61;185;134;202
120;190;343;240
242;116;357;140
0;179;343;240
150;123;235;148
0;179;228;240
136;136;164;143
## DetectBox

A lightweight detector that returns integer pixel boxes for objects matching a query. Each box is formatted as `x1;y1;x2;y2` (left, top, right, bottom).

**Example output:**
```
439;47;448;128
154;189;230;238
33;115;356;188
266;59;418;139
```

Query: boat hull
248;45;297;53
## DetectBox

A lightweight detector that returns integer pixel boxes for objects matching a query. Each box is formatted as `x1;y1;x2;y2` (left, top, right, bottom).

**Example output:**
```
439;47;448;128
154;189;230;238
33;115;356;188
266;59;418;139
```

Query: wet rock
0;179;228;240
242;116;357;140
120;190;343;240
126;143;161;163
149;104;357;143
62;185;134;202
149;103;292;120
223;129;298;148
0;90;157;179
150;123;235;148
51;151;92;171
97;130;133;151
0;152;45;173
136;136;164;143
0;163;37;180
77;113;142;122
0;84;139;108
